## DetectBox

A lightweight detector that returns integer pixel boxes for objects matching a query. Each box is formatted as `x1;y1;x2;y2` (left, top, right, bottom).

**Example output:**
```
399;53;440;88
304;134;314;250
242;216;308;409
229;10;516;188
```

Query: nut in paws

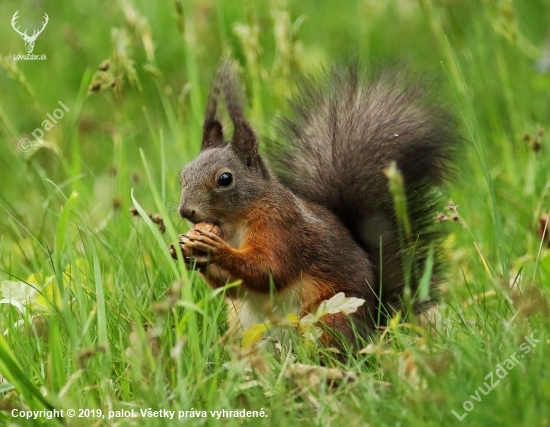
169;222;225;268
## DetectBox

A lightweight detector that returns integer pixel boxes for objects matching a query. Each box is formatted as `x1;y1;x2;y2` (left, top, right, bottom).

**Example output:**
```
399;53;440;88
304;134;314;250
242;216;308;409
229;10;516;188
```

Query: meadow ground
0;0;549;426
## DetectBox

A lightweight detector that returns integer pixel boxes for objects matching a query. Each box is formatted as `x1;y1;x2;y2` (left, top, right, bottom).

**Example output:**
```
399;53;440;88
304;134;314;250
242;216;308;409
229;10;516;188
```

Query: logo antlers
11;11;49;54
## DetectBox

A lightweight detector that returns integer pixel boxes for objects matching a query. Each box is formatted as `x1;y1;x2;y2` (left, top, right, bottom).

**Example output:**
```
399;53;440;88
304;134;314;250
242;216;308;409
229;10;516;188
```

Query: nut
187;222;223;238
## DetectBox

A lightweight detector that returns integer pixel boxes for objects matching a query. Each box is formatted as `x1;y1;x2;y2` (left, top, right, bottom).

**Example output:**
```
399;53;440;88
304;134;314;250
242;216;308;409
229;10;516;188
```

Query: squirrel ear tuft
231;120;258;165
202;120;225;150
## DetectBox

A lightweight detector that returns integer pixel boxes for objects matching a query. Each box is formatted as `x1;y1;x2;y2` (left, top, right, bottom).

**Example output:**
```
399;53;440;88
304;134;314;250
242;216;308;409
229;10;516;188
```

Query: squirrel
171;58;459;348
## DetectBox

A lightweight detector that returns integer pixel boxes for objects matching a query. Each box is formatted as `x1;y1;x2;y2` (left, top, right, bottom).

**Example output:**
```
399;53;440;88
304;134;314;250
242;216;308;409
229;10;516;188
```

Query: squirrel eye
217;172;233;187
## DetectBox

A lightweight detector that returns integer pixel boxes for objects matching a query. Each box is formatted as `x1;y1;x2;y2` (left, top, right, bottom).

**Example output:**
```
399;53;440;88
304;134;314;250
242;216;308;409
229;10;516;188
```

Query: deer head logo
11;11;49;54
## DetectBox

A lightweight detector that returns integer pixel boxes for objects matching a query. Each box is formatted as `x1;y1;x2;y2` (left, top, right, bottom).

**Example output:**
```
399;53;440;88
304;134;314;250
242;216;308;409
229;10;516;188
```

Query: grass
0;0;549;425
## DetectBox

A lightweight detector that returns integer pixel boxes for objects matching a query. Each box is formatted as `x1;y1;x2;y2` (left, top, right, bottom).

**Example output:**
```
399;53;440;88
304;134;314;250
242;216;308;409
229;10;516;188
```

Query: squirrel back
269;64;459;315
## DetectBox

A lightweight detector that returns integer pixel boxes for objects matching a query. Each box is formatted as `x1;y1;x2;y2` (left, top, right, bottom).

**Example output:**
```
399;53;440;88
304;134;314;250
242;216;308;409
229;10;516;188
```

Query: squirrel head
178;60;271;230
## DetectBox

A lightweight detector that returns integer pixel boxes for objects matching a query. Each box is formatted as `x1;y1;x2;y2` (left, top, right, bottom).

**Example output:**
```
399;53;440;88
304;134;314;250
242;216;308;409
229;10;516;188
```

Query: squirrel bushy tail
269;64;460;318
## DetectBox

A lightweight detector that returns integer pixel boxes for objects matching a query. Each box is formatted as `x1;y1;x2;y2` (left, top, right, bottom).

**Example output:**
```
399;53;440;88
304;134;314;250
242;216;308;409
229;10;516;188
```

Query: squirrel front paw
168;222;227;269
183;229;229;263
168;239;208;269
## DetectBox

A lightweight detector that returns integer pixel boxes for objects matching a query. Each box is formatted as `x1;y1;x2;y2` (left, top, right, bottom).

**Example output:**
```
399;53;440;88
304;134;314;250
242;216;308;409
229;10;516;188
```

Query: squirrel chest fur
173;59;459;347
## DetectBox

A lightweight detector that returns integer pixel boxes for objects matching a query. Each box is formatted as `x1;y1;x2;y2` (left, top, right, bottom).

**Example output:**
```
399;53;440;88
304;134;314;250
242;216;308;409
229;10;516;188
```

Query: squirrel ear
231;120;258;166
202;120;225;150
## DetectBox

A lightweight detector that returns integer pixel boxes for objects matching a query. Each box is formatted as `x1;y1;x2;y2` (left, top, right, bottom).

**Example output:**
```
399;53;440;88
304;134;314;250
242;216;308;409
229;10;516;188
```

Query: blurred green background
0;0;549;426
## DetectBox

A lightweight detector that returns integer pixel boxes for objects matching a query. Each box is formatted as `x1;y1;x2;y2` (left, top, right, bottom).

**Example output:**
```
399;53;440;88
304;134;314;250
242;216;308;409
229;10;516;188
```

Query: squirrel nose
178;205;196;220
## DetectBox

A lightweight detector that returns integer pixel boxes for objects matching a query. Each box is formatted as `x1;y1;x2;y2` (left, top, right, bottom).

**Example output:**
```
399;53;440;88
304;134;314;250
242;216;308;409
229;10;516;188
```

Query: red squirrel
169;59;459;348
